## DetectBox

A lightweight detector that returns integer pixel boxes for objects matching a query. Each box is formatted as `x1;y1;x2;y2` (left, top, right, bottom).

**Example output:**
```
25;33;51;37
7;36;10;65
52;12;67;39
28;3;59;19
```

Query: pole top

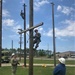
23;3;27;7
51;2;54;5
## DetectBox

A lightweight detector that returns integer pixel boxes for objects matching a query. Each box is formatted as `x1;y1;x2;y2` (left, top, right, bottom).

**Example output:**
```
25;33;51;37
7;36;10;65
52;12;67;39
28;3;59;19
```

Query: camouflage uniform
33;30;41;49
11;55;19;75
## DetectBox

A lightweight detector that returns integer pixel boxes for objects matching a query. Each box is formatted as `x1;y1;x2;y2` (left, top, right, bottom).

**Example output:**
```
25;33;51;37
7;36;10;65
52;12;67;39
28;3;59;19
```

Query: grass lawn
20;58;75;65
0;66;75;75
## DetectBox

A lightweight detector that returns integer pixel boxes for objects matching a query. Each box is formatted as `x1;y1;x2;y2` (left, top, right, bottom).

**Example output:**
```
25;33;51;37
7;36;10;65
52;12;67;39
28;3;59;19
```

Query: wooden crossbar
19;22;43;34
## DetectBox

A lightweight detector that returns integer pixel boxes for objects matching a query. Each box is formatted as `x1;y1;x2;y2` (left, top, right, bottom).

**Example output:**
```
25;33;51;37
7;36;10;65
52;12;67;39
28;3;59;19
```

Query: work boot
35;45;38;50
33;48;36;51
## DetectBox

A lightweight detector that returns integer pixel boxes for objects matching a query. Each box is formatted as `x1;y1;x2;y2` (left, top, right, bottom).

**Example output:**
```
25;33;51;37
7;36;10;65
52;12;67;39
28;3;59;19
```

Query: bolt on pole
51;2;56;67
0;0;2;67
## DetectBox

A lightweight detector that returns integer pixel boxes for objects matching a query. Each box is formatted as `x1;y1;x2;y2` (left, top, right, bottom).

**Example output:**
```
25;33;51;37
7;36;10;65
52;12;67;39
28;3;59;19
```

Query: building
57;51;75;58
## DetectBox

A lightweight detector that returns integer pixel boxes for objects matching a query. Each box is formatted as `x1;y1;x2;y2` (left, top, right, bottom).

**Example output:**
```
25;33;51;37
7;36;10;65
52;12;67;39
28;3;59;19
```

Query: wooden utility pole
18;18;43;75
20;3;26;67
12;40;13;51
18;29;22;61
0;0;2;67
29;0;33;75
23;3;26;67
18;1;43;75
51;2;56;67
20;30;22;61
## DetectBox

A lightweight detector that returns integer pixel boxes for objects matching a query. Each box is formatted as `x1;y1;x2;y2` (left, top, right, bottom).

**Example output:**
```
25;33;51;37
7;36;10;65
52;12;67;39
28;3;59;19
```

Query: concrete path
1;63;75;67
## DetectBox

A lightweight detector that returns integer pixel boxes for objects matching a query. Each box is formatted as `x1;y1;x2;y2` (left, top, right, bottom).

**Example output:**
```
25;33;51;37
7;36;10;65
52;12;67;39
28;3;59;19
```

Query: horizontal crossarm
19;22;44;34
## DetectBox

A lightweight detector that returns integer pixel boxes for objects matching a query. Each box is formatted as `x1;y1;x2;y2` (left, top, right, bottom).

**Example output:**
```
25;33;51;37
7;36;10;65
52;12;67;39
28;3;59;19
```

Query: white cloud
3;9;10;17
34;0;49;11
3;0;6;3
3;19;15;26
20;0;25;4
9;34;19;39
43;29;52;36
2;18;22;33
57;5;62;11
44;20;75;37
13;25;22;33
39;27;43;31
57;5;75;15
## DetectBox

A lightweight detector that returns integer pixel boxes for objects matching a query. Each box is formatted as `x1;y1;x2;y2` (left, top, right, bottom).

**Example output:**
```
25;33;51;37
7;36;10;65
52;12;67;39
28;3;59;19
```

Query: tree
38;49;46;56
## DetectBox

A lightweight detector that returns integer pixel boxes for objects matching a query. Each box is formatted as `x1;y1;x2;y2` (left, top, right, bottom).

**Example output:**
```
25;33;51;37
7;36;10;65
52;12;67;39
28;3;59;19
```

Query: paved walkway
1;63;75;67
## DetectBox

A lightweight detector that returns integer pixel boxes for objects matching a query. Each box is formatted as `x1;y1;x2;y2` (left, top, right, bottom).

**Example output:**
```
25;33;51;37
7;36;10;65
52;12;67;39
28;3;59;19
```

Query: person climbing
33;29;41;49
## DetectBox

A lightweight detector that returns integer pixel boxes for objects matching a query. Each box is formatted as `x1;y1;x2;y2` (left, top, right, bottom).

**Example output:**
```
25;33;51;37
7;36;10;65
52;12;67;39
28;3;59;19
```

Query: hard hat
34;29;38;32
58;58;65;64
12;53;15;56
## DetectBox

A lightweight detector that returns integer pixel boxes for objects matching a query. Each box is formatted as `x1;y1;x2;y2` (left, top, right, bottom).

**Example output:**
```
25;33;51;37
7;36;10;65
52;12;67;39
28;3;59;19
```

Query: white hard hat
12;53;15;56
58;58;65;64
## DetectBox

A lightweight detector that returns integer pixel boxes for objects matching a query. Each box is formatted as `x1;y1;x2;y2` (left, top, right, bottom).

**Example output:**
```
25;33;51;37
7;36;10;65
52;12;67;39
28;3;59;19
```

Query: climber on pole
33;29;41;50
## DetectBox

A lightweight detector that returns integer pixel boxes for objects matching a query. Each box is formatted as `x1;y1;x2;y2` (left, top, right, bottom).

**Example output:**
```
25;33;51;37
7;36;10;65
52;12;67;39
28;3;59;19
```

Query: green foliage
39;50;46;56
2;48;52;57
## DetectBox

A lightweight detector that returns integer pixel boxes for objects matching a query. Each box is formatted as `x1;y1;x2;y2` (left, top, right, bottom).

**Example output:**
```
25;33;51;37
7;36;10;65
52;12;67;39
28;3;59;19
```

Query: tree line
2;48;53;58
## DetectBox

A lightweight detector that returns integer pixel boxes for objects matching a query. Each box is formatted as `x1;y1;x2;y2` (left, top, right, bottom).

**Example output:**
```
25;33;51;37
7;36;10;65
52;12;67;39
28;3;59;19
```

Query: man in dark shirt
53;57;66;75
33;29;41;49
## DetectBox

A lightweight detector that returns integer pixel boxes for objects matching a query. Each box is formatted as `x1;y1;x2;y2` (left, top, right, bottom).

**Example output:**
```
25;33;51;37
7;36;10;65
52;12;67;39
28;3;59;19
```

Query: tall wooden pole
29;0;33;75
20;31;22;61
51;2;56;67
0;0;2;67
12;40;13;51
18;29;22;61
23;3;26;67
20;3;26;67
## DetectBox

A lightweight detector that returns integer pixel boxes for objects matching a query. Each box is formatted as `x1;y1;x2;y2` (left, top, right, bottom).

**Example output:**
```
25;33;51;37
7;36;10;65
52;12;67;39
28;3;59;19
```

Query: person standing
11;53;19;75
53;57;66;75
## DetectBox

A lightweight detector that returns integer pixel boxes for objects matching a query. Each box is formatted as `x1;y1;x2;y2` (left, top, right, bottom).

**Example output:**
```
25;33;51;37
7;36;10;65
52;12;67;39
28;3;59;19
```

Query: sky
2;0;75;52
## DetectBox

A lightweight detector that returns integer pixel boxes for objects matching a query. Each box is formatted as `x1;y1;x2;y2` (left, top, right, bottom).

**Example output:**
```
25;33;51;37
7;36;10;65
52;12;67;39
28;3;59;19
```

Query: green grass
66;66;75;75
20;58;75;65
0;58;75;75
0;66;75;75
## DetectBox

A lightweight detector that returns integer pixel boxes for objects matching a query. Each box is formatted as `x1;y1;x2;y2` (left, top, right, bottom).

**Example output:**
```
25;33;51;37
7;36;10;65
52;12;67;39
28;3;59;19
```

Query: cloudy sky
2;0;75;52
